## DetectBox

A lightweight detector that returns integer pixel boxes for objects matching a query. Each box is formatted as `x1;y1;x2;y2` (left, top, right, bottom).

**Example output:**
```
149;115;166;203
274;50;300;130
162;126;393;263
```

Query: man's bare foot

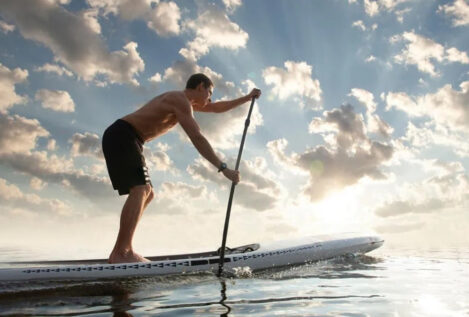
108;249;150;264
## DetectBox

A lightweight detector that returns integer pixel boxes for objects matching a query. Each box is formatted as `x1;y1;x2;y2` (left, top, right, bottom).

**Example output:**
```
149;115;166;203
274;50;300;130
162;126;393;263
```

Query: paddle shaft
217;96;256;276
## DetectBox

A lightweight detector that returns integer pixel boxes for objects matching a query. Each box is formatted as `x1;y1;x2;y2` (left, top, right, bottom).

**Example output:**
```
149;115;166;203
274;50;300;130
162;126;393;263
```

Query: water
0;248;468;316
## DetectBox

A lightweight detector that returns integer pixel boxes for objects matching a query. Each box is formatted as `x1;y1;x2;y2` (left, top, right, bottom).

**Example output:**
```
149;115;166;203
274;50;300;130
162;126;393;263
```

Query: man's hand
248;88;261;100
222;168;240;184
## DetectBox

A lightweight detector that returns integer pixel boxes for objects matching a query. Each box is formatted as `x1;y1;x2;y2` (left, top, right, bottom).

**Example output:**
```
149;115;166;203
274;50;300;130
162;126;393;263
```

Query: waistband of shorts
115;119;144;144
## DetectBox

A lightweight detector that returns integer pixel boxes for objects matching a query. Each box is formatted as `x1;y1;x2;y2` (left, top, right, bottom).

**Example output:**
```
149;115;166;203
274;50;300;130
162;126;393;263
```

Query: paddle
218;96;257;277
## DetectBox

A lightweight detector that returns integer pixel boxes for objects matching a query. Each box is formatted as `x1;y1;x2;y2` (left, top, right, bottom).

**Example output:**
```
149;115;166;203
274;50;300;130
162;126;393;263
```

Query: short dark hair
185;73;213;89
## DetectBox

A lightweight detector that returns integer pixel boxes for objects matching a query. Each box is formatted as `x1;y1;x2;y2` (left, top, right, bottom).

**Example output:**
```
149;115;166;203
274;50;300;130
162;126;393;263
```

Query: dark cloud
269;104;394;201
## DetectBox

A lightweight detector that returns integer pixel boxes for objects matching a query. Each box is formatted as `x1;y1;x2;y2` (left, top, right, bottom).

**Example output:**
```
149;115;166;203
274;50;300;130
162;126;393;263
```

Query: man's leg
108;184;154;264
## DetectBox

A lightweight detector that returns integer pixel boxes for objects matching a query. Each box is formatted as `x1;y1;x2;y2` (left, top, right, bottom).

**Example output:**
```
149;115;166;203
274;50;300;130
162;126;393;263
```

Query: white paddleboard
0;233;383;281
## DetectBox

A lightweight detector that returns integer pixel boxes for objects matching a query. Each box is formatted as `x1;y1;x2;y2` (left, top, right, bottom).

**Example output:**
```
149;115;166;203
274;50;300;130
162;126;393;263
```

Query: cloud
0;0;145;86
438;0;469;27
385;81;469;133
35;89;75;112
375;222;423;234
352;20;366;31
363;0;412;21
349;88;376;113
34;63;73;77
364;0;379;16
179;3;249;62
263;61;322;110
187;156;282;211
0;113;114;204
0;177;72;216
374;160;469;218
148;72;162;84
0;19;14;33
268;104;394;201
69;132;103;159
349;88;393;137
0;63;28;114
87;0;181;37
152;181;218;214
30;177;46;191
81;8;101;34
0;114;49;155
223;0;242;13
143;143;178;174
391;31;469;77
402;121;469;158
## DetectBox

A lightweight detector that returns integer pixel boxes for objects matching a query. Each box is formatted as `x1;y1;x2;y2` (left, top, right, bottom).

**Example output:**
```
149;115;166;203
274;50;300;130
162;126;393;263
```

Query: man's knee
129;184;153;199
147;188;155;202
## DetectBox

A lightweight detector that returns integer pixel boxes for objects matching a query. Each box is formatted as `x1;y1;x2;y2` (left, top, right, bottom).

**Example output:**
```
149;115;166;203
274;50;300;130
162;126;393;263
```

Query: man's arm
174;100;223;169
197;88;261;113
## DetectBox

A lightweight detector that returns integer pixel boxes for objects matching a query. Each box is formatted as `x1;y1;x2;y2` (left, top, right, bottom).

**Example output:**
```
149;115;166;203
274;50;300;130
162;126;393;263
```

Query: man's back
122;91;187;142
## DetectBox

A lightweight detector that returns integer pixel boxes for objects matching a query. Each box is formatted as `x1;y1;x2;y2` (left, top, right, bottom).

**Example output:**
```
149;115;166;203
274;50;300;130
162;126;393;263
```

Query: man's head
185;73;213;107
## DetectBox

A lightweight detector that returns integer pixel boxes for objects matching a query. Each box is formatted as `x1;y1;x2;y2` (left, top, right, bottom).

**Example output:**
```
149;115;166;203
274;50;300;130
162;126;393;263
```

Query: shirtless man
102;73;262;264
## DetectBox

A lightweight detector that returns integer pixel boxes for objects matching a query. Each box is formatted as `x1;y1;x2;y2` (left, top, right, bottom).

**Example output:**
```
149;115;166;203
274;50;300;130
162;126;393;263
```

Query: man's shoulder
163;91;190;107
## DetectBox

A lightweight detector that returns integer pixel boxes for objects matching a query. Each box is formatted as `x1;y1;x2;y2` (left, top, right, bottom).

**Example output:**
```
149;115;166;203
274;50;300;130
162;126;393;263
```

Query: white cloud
147;1;181;36
152;181;218;214
263;61;322;110
143;143;178;174
349;88;393;137
363;0;412;20
35;89;75;112
69;132;103;159
365;55;376;62
352;20;366;31
35;63;73;77
47;139;57;151
0;0;145;86
349;88;377;113
30;177;46;191
223;0;242;13
446;47;469;64
403;121;469;158
364;0;379;16
385;81;469;133
0;114;49;155
81;8;101;34
438;0;469;27
0;63;28;114
87;0;181;37
0;19;15;33
148;72;162;84
392;31;469;77
179;3;249;62
0;177;71;216
374;161;469;218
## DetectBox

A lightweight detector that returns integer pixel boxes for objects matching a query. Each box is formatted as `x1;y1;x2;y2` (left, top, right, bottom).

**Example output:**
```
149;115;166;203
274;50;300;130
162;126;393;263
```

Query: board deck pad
0;233;384;281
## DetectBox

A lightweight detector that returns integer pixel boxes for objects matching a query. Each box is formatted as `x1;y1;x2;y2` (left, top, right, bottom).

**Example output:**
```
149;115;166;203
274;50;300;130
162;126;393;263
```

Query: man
102;73;262;264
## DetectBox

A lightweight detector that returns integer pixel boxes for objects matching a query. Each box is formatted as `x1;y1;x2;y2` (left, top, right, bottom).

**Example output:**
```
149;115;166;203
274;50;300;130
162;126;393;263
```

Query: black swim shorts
102;119;152;195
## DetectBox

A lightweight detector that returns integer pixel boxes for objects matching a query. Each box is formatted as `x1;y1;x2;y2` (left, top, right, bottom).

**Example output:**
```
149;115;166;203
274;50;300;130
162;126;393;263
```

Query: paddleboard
0;233;383;281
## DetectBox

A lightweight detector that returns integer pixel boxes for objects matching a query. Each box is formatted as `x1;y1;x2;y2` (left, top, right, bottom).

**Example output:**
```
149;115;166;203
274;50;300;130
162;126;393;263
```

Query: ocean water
0;248;468;316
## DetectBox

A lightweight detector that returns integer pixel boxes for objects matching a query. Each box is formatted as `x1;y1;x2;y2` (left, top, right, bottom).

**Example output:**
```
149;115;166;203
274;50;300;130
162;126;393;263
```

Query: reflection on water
0;251;468;316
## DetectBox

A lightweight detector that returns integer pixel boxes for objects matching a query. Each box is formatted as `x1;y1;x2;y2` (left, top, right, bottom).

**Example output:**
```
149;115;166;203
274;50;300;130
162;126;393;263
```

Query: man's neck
183;89;196;107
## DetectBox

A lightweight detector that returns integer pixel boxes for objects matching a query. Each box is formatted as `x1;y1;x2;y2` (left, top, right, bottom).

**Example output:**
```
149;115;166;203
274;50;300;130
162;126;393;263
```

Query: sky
0;0;468;259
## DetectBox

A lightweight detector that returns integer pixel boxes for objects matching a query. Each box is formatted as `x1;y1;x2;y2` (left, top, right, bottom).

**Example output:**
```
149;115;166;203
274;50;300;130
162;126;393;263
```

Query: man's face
197;83;213;107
